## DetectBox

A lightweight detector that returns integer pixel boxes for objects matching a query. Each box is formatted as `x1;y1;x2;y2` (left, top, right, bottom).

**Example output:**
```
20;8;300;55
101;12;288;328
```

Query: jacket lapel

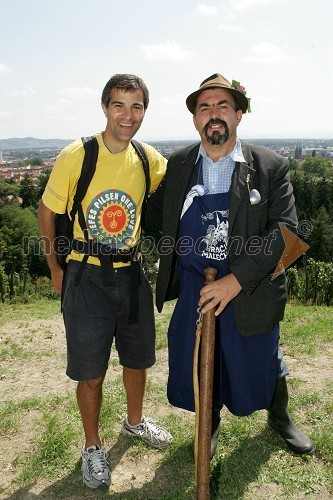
229;142;255;233
170;144;200;224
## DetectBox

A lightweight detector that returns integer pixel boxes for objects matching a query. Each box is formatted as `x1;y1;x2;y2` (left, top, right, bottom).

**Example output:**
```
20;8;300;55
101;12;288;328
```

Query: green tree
286;266;302;302
23;157;43;166
306;258;333;305
0;205;41;275
0;179;20;206
291;172;307;220
288;156;300;171
19;174;38;208
0;262;9;302
308;206;333;262
303;156;331;177
315;177;332;217
291;172;318;221
37;168;52;200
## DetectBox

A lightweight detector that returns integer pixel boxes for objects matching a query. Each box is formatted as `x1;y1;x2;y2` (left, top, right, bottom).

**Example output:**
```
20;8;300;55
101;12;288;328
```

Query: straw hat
186;73;249;114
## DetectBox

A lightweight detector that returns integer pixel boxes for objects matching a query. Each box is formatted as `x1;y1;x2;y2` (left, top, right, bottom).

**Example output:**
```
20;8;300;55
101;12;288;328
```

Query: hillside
0;137;72;150
0;299;332;498
1;137;333;152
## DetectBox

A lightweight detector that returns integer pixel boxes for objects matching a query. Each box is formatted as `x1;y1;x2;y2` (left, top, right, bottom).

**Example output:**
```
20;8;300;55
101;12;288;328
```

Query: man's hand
50;265;64;294
198;273;242;316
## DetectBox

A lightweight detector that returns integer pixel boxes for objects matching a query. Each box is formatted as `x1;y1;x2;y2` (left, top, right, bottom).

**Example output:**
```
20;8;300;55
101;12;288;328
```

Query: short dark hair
231;93;242;112
101;74;149;110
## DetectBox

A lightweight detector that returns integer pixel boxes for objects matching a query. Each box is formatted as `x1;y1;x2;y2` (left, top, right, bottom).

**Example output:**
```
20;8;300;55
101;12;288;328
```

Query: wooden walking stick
193;266;218;500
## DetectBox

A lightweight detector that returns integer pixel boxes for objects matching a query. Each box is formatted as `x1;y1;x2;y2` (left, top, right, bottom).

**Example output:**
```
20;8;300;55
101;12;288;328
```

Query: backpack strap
131;140;150;224
74;136;99;236
131;139;150;202
70;136;99;220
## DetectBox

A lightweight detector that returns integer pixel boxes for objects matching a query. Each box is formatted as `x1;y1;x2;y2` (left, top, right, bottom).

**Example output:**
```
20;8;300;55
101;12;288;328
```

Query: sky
0;0;332;142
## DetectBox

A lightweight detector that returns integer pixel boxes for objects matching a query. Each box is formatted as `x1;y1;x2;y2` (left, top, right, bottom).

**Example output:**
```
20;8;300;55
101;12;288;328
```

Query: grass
155;300;174;350
0;394;72;436
0;297;61;325
15;412;78;486
281;303;333;356
0;338;26;360
0;299;332;498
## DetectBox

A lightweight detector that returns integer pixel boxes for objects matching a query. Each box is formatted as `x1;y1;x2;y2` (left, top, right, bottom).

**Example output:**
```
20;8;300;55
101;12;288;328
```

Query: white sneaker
81;444;111;490
121;416;173;450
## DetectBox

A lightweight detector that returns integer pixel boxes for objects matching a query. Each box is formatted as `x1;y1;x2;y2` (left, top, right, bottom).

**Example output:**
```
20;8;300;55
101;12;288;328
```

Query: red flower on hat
232;79;251;113
231;80;247;95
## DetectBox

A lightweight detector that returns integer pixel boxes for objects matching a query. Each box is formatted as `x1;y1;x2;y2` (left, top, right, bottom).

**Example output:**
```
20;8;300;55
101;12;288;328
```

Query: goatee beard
204;119;229;145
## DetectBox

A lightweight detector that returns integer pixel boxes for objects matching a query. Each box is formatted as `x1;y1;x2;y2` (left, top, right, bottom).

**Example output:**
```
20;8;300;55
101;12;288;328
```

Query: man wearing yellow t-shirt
38;74;173;491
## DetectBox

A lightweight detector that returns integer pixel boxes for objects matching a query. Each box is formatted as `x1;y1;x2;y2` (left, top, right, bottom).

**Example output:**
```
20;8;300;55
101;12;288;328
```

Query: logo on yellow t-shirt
86;189;136;248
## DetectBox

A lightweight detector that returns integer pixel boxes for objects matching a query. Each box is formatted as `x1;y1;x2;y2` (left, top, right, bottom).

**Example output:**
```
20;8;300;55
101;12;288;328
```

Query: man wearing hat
145;73;313;457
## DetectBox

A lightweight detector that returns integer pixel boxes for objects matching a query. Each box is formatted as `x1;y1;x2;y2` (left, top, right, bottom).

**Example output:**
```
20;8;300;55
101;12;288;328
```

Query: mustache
203;118;227;134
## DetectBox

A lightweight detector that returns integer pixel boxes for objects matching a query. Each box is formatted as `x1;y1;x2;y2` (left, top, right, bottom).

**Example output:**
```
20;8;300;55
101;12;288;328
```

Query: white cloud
139;40;194;61
57;87;98;98
44;98;71;112
155;95;188;116
57;98;71;104
0;63;11;74
63;115;78;122
43;113;78;122
245;42;294;63
218;24;243;33
195;3;218;16
7;87;37;96
229;0;277;12
0;111;12;116
252;94;280;104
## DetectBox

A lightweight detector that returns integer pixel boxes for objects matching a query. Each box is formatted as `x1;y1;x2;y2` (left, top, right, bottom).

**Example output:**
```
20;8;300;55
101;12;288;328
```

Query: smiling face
101;88;145;152
193;88;243;156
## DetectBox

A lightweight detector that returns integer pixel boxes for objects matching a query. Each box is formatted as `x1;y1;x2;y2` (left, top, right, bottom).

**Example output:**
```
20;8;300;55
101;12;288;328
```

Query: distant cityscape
0;137;332;181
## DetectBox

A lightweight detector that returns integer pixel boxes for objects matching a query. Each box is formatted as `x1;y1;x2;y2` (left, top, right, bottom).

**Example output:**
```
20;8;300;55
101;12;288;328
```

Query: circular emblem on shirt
86;189;136;248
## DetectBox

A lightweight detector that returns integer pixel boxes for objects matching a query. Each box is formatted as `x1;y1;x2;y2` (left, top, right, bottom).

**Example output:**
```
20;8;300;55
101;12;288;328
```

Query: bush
287;259;333;306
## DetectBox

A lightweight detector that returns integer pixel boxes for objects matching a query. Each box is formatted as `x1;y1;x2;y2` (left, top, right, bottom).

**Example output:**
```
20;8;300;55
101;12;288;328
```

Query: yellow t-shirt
42;132;166;266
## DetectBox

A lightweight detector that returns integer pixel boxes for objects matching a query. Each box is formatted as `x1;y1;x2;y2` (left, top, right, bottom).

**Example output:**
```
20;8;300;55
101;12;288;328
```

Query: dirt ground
0;312;191;498
0;311;332;499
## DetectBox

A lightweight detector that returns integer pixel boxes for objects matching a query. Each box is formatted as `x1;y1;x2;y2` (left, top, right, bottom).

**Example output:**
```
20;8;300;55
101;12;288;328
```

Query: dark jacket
145;140;297;335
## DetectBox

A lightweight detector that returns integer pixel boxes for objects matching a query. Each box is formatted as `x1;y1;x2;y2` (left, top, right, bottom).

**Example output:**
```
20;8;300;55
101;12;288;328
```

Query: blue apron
167;187;279;416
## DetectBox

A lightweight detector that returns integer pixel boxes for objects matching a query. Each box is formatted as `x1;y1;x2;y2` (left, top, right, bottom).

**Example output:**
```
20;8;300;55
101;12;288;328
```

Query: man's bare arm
38;201;63;294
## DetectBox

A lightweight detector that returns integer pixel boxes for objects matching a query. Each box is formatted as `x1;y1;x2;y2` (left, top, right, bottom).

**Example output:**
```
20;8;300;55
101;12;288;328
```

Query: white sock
126;416;143;428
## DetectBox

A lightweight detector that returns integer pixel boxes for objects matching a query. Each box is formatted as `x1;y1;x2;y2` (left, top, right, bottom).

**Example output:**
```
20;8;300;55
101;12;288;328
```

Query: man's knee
78;374;106;390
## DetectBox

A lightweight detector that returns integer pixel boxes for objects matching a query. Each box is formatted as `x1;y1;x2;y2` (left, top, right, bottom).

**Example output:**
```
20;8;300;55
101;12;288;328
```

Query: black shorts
62;261;156;381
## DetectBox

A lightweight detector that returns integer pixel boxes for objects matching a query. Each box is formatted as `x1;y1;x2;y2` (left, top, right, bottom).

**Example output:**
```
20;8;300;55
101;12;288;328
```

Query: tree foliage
288;259;333;306
291;172;333;263
19;175;38;208
0;262;9;302
22;157;43;166
308;206;333;262
0;205;45;276
37;168;51;199
0;156;332;303
302;156;332;177
0;179;20;206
